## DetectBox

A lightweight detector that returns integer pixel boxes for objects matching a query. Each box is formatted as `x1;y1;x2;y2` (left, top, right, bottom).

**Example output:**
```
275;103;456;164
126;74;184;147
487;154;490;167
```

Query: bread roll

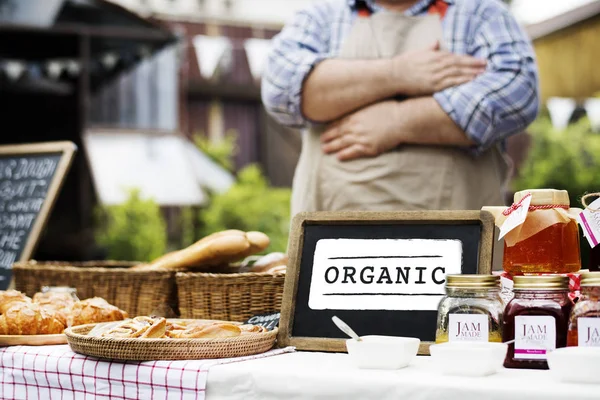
166;323;241;339
0;302;65;335
69;297;128;327
0;290;32;314
33;292;76;326
250;252;288;273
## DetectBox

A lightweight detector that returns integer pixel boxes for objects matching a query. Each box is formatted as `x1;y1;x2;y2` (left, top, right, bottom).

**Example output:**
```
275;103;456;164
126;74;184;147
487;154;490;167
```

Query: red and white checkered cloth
0;344;295;400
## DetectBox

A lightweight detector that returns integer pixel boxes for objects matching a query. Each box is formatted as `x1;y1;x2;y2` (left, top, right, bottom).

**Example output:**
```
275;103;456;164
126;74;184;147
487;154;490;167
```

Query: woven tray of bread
64;317;278;361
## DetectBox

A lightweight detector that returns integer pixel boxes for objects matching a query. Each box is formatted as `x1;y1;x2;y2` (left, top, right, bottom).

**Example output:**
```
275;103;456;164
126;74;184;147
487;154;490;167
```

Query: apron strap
356;0;448;19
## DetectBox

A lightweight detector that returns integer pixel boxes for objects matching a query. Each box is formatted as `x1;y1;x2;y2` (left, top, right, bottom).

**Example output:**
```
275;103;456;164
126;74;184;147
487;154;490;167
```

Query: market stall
1;346;598;400
1;189;600;399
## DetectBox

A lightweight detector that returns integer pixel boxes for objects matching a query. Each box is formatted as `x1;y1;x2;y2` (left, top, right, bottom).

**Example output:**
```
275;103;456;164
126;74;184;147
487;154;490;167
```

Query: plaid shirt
261;0;539;153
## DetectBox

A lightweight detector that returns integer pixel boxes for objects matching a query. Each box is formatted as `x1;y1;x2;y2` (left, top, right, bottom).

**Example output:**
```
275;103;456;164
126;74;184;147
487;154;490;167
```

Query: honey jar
503;276;572;369
567;272;600;346
502;189;581;275
435;275;504;344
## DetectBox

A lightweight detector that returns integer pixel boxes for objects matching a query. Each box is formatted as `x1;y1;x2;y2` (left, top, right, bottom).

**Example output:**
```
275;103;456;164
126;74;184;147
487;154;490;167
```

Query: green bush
512;115;600;204
95;189;167;262
199;164;292;254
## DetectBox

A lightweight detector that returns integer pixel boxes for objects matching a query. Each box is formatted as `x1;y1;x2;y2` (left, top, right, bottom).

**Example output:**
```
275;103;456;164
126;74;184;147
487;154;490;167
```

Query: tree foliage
512;115;600;206
95;189;167;262
199;165;292;254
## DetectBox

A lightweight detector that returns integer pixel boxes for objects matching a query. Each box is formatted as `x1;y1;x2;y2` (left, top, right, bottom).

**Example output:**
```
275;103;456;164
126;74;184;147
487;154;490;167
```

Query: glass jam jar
503;276;572;369
435;275;504;343
503;189;581;275
568;272;600;346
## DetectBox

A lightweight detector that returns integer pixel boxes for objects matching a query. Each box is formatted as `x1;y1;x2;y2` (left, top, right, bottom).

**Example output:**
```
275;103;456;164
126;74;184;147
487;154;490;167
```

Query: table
208;352;598;400
2;345;598;400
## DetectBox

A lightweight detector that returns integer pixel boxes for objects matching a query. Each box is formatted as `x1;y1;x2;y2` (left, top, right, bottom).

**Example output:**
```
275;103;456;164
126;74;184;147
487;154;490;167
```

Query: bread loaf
147;233;251;270
68;297;128;327
249;252;288;273
0;290;32;314
0;303;65;335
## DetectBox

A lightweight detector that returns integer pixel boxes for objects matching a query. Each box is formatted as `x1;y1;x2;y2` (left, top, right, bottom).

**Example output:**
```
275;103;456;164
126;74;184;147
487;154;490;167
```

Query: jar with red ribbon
499;189;581;275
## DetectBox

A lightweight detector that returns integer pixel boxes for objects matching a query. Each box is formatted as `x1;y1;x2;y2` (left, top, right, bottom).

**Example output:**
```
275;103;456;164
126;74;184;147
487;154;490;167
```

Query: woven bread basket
176;271;285;322
65;323;278;361
13;261;177;317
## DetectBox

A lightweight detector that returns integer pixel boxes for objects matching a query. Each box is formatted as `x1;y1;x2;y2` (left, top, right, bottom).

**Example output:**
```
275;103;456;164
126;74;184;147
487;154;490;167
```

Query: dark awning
0;0;176;93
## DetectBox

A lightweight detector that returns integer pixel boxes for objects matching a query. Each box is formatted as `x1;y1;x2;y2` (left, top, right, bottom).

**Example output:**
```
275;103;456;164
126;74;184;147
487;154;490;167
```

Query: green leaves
94;189;167;262
513;115;600;206
199;164;292;254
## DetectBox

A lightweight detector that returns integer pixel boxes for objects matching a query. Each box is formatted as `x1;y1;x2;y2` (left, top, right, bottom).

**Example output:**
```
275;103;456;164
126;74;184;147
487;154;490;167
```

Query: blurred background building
1;0;599;263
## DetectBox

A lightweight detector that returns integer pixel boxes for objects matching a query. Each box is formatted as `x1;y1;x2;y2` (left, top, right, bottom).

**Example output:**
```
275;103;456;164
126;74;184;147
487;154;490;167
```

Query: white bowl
548;347;600;384
429;342;508;377
345;335;420;370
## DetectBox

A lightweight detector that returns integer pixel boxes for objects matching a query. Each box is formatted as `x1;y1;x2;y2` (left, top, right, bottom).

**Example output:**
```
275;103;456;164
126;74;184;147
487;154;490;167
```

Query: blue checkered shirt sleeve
261;5;331;128
433;10;539;153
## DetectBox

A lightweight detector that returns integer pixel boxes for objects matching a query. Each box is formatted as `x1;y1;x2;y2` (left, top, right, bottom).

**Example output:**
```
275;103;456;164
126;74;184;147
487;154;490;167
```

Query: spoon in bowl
332;315;362;342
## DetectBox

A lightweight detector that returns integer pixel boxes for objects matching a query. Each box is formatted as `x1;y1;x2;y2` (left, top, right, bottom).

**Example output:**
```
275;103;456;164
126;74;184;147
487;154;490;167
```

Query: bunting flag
584;98;600;132
244;38;271;81
192;35;233;80
547;97;577;130
3;61;25;81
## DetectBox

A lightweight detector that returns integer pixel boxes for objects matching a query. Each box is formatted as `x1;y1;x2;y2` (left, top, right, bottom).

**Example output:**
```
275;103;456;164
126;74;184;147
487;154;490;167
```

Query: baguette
246;231;270;254
149;234;251;270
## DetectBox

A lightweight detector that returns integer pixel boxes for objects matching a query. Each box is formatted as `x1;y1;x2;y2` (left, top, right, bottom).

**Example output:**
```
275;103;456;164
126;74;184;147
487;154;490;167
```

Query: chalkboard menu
278;210;495;355
0;142;76;289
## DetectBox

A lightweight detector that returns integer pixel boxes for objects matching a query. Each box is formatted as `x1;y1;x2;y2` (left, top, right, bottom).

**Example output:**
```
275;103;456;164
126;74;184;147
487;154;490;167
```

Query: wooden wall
533;14;600;101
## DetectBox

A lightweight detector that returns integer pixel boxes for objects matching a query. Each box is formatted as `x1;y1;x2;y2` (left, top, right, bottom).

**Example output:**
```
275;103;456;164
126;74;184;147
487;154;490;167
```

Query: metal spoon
332;315;362;341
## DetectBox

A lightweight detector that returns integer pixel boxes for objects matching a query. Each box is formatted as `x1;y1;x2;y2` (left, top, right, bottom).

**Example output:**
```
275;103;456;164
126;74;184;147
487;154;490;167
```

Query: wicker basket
176;272;285;322
13;261;177;317
65;323;278;361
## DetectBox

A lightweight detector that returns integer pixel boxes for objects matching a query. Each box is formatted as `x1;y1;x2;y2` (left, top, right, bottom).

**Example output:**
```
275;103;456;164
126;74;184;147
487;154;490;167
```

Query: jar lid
446;274;500;288
580;272;600;286
514;189;570;206
512;275;569;290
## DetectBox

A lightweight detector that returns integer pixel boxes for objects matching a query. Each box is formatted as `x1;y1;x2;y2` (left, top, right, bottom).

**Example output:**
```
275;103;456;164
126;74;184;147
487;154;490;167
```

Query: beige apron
291;9;512;215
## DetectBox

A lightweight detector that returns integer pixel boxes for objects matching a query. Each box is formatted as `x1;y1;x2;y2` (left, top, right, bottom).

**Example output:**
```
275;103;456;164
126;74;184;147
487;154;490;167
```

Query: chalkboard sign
278;210;495;355
245;312;281;331
0;142;77;289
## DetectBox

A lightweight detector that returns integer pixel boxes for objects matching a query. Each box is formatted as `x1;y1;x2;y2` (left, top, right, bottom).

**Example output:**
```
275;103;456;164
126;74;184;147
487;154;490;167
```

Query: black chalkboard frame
278;210;495;355
0;141;77;266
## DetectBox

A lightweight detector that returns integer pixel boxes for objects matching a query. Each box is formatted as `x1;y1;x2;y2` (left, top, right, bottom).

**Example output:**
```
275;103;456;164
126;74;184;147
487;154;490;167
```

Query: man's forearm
302;58;397;123
393;97;474;147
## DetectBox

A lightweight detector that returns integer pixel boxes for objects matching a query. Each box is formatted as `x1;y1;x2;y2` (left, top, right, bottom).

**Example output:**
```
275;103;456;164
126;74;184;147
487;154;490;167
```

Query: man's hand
321;101;401;161
392;42;486;96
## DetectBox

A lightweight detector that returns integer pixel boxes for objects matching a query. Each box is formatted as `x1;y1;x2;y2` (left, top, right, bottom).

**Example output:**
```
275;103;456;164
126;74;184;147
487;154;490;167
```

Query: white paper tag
514;315;556;360
578;198;600;249
499;193;532;240
577;318;600;346
307;238;462;311
448;314;488;342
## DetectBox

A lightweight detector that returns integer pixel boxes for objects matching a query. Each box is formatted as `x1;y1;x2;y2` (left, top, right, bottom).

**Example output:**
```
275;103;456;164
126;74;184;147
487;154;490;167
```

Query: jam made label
578;318;600;347
514;315;556;360
449;314;488;342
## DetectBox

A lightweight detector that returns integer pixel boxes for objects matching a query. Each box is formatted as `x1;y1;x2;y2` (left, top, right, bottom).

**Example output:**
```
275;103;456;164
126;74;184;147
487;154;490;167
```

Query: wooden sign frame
278;210;495;355
0;141;77;262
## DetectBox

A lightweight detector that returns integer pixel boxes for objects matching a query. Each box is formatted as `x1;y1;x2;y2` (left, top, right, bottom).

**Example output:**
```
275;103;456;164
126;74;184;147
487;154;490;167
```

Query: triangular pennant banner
192;35;232;80
244;38;272;81
4;61;25;81
584;98;600;133
547;97;576;130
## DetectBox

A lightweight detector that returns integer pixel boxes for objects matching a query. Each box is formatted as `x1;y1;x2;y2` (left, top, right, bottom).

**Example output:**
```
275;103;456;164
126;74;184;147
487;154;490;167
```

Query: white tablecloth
206;352;599;400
